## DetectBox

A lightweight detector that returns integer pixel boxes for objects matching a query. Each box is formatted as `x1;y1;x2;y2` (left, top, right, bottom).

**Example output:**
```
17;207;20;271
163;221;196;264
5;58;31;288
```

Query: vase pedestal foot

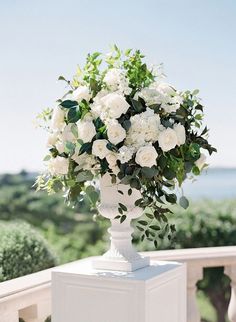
92;254;150;272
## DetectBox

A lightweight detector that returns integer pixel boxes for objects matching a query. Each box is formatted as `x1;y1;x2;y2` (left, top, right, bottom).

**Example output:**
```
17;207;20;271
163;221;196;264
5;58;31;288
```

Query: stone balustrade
0;246;236;322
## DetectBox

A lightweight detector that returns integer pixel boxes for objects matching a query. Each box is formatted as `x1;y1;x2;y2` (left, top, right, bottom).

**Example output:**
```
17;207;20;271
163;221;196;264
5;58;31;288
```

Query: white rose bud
48;156;69;175
73;86;91;103
158;128;178;152
101;93;129;119
47;132;58;147
77;120;96;143
173;123;186;146
51;106;65;131
106;153;118;167
107;121;126;145
92;139;109;159
195;153;207;170
135;146;158;168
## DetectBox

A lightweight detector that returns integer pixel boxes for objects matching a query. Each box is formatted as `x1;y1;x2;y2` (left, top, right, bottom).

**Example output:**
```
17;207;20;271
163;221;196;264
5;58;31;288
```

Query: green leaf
122;120;131;131
77;170;93;182
150;225;161;231
163;167;176;180
43;155;51;161
128;188;132;196
179;196;189;209
67;107;81;123
130;98;144;113
79;142;92;154
165;193;177;204
60;100;78;108
120;215;126;223
88;190;99;204
138;220;148;226
118;203;127;211
65;141;75;154
141;167;158;179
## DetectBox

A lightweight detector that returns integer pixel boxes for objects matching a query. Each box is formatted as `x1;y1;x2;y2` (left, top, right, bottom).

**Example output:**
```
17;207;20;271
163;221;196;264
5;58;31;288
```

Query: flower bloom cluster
37;47;216;245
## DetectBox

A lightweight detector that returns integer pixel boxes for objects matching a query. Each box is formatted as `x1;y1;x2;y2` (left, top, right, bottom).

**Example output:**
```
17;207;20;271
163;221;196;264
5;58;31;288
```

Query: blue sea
182;168;236;200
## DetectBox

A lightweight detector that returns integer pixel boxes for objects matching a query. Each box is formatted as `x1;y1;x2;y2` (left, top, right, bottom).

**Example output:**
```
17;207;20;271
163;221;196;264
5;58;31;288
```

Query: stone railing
0;246;236;322
145;246;236;322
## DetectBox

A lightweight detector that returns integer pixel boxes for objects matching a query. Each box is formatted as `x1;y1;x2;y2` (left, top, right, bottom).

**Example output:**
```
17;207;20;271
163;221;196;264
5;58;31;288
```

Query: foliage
0;220;57;282
37;46;216;246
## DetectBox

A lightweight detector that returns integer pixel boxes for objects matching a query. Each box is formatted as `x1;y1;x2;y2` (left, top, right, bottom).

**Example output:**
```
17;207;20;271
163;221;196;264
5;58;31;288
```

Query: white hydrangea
135;145;158;168
125;108;160;149
107;120;126;145
104;68;131;95
77;120;96;143
48;156;69;175
117;146;135;164
158;128;178;152
73;86;91;103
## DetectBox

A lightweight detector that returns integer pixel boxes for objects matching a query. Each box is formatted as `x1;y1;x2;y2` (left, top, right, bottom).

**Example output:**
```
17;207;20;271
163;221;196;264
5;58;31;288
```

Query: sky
0;0;236;173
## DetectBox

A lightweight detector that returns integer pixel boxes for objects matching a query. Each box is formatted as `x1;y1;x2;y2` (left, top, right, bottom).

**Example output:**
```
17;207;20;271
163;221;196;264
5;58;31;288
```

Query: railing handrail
143;245;236;267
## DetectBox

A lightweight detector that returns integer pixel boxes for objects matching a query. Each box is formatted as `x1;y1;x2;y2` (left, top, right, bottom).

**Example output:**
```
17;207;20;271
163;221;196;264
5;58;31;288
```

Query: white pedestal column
52;258;186;322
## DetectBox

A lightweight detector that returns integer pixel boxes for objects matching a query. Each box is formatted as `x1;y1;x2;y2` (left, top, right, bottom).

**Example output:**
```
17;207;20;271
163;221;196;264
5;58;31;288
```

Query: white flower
101;93;129;119
47;132;58;147
51;107;65;131
104;68;131;95
61;124;76;143
106;152;118;167
135;146;158;168
158;128;178;152
117;146;135;164
72;152;98;171
48;156;69;175
157;83;176;96
137;88;165;106
73;86;91;103
55;141;65;154
92;139;110;159
173;123;186;146
77;120;96;143
104;68;121;88
125;108;160;148
195;153;207;170
107;121;126;145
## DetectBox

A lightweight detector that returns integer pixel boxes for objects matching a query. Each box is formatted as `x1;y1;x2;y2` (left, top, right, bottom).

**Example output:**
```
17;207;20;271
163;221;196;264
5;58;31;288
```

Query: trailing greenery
0;220;57;282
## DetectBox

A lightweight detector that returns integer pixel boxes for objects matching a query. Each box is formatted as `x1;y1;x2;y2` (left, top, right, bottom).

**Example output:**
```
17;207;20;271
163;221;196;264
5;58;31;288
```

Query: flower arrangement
37;46;216;247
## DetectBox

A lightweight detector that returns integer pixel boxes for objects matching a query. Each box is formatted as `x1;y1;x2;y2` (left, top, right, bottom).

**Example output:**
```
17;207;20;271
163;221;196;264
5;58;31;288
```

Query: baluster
225;265;236;322
187;264;203;322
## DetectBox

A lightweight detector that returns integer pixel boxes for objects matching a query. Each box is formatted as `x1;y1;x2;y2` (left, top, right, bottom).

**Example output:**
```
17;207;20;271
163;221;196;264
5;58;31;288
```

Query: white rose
104;68;121;88
157;83;176;96
173;123;186;146
92;139;110;159
107;121;126;145
101;93;129;119
106;152;118;167
55;141;65;154
61;124;76;143
135;146;158;167
48;156;69;175
158;128;178;152
51;107;65;131
77;120;96;143
195;153;207;170
73;86;91;103
47;132;58;147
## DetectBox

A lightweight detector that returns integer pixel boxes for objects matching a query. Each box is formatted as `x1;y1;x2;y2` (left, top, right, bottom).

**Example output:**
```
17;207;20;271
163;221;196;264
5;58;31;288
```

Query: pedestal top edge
52;257;184;282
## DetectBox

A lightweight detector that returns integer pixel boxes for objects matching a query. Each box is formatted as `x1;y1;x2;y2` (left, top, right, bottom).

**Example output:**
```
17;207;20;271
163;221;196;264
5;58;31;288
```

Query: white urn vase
92;173;150;272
